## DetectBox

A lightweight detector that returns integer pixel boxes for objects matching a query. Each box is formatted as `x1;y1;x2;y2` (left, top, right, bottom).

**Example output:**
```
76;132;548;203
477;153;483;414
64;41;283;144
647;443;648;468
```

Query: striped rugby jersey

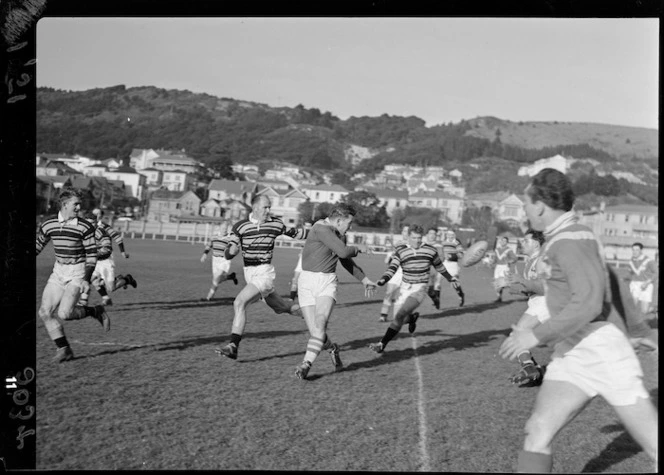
228;215;308;266
381;243;453;284
36;215;97;268
95;225;114;259
204;235;232;258
97;220;125;252
441;238;464;262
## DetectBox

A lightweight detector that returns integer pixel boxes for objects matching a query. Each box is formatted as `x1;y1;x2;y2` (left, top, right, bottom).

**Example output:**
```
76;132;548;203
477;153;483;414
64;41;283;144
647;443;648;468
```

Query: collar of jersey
58;212;78;226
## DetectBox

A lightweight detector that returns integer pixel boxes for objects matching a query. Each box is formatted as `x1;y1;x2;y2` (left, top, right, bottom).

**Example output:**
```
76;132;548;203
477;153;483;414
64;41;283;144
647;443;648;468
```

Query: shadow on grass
423;299;523;320
340;327;511;374
581;388;658;473
110;297;235;312
76;329;306;359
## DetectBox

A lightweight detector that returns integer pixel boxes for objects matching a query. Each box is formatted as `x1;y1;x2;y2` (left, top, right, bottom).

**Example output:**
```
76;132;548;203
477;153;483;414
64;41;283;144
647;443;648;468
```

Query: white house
137;168;163;188
517;154;569;177
103;165;147;200
408;190;465;225
303;184;350;204
207;179;257;203
162;170;193;192
359;187;409;216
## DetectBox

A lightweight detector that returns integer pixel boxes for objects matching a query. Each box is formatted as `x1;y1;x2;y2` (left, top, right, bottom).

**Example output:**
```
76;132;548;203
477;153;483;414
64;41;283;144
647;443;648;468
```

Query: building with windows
302;184;350;204
408;190;465;224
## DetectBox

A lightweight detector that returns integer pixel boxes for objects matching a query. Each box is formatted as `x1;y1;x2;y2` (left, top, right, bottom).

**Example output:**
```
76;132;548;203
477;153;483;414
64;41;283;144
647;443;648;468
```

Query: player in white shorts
626;242;657;315
493;235;518;302
200;221;238;301
379;245;403;322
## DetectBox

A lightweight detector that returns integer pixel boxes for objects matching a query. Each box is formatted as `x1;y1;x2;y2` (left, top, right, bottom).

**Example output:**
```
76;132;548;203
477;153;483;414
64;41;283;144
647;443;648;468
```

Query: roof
603;204;658;214
162;169;189;175
151;153;198;164
108;165;139;174
208;179;257;194
409;190;463;200
465;191;512;202
304;184;350;192
361;187;409;199
150;189;186;200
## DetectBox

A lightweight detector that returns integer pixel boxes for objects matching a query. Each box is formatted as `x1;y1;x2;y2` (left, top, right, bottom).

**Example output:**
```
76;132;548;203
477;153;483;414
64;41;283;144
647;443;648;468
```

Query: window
330;193;335;200
625;214;629;222
315;192;320;199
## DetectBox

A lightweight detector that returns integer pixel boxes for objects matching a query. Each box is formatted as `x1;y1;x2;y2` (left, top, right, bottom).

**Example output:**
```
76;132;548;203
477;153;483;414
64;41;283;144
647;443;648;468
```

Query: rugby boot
126;274;138;289
295;360;312;379
216;343;238;360
329;343;343;371
408;312;420;334
369;342;384;353
93;305;111;332
54;346;74;363
458;289;465;308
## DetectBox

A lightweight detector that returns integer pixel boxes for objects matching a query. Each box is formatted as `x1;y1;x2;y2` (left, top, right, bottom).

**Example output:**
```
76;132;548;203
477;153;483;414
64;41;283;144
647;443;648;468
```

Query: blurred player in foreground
216;195;308;360
499;168;657;472
493;235;518;302
369;225;458;354
91;208;137;294
294;203;376;379
379;242;403;322
36;188;110;363
200;221;238;301
504;229;548;387
441;229;467;307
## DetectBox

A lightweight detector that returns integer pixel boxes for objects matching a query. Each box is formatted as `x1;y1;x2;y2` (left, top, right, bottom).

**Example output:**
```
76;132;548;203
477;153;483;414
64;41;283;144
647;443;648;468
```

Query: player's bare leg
296;296;339;379
205;271;237;301
369;297;419;353
216;283;262;360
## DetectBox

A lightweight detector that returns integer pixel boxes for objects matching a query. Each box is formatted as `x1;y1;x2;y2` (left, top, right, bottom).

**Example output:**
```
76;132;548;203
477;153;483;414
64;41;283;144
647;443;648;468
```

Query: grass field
35;239;658;472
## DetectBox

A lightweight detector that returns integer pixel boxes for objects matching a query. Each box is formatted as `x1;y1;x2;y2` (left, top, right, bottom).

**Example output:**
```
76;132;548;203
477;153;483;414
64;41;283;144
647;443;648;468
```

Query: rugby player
499;168;657;472
626;242;657;315
200;221;238;301
91;208;137;293
369;225;458;354
441;229;466;307
493;235;518;302
216;195;308;360
293;203;376;379
36;188;111;363
379;243;403;322
289;250;303;300
424;227;444;309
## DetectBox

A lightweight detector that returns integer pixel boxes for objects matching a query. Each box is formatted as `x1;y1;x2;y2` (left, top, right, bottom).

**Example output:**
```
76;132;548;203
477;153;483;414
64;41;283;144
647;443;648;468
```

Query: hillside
36;86;659;194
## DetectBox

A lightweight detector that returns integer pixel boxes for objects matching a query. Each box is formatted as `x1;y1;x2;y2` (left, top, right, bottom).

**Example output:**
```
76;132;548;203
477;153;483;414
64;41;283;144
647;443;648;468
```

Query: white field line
411;337;431;472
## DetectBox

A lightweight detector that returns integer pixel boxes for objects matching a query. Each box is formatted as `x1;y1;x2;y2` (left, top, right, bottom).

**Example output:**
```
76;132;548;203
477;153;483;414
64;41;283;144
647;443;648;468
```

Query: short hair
409;224;424;235
427;227;438;234
251;194;270;206
526;168;575;212
524;228;545;246
58;188;83;208
328;203;356;219
632;242;644;250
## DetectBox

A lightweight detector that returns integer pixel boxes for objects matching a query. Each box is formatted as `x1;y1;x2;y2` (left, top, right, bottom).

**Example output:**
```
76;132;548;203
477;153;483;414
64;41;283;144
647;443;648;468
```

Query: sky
36;17;659;129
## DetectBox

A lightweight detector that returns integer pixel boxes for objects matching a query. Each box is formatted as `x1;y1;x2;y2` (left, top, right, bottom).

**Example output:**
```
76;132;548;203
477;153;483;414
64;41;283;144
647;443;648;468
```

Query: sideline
411;337;431;472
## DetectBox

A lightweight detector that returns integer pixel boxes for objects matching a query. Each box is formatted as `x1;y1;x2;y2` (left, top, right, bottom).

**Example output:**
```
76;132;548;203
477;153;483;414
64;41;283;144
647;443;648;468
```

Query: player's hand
79;280;91;297
200;255;207;263
376;277;387;287
122;251;129;259
499;325;539;361
509;363;544;387
362;277;377;297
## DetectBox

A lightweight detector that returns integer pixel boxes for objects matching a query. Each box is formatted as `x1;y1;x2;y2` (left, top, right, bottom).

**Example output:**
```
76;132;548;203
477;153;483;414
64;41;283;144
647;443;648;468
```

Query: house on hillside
464;191;526;225
359;186;409;216
147;189;201;222
162;170;193;192
255;186;308;226
303;184;350;204
36;176;69;214
103;165;146;200
129;148;160;170
36;159;82;177
408;190;464;225
207;179;257;203
406;177;437;194
149;150;201;174
137;168;164;189
82;163;108;177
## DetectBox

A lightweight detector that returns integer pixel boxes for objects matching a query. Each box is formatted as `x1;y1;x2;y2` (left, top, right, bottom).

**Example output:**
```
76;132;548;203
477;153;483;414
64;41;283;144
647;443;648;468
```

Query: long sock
456;286;464;298
517;450;552;473
380;327;400;347
304;336;324;364
54;336;69;349
230;333;242;348
113;275;126;291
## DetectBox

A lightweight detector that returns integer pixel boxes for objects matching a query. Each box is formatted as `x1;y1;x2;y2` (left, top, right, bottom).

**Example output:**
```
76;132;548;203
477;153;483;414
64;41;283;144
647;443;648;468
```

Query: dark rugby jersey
381;243;452;284
98;221;125;253
36;215;97;268
441;238;464;262
204;235;231;258
95;226;114;260
228;215;308;266
301;220;365;280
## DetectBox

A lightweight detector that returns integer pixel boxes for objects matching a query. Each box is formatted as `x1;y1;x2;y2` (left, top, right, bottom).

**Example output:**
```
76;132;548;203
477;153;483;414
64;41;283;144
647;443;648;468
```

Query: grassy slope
35;240;658;471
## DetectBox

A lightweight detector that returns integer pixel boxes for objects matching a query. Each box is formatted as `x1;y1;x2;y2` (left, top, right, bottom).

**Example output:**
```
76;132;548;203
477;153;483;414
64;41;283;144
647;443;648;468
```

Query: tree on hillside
340;191;390;228
461;205;494;236
297;200;335;225
207;147;235;179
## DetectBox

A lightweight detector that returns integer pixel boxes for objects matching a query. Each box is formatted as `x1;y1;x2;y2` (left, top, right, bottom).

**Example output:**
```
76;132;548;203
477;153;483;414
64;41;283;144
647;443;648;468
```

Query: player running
441;229;467;307
493;235;518;302
293;203;376;379
424;227;444;309
379;243;403;322
91;208;137;294
626;242;657;315
368;225;458;354
200;221;238;301
36;188;111;363
216;195;308;361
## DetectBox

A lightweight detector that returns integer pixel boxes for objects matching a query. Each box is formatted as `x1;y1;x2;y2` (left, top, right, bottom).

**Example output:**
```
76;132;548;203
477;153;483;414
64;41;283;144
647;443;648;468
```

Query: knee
56;306;73;321
233;297;246;312
38;306;53;322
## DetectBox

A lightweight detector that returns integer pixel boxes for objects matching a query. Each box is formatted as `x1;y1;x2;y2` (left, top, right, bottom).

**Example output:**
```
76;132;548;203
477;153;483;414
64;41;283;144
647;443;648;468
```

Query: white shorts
494;264;510;279
297;270;338;307
545;321;650;406
212;256;232;279
244;264;276;298
294;254;303;273
93;256;115;287
384;282;401;302
395;282;429;308
48;261;86;289
526;295;550;323
629;281;653;303
389;266;403;286
444;261;460;278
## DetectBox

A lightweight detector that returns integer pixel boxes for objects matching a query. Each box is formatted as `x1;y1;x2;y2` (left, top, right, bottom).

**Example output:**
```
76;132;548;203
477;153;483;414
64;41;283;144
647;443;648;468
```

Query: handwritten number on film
6;367;35;449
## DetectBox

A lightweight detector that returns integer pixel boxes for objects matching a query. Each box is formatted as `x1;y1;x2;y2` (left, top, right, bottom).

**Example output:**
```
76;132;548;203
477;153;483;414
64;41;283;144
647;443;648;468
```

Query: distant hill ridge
36;85;658;177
